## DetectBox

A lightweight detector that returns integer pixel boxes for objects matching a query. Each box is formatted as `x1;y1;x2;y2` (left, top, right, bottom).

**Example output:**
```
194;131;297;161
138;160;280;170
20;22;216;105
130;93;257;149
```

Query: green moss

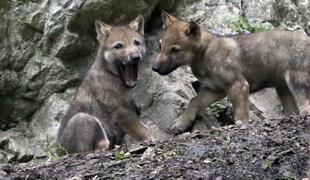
224;15;273;33
280;176;296;180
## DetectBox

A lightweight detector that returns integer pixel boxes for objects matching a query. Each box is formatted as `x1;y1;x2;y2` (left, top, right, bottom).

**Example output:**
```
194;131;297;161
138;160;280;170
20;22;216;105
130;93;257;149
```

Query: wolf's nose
130;53;141;62
152;64;160;72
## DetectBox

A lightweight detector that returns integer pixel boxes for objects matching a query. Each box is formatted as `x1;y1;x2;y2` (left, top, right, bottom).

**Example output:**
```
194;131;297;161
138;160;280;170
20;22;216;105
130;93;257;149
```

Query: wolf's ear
129;15;144;35
161;10;177;28
185;21;200;38
95;20;112;41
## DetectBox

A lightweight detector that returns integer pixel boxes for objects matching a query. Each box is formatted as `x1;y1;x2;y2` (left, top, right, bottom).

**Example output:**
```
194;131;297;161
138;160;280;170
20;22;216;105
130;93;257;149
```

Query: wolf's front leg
171;88;226;134
127;120;154;142
227;80;250;124
116;111;154;142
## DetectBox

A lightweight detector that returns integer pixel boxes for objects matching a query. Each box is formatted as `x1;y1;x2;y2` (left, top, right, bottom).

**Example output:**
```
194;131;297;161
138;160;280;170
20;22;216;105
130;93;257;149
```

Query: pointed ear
161;10;177;28
95;20;112;41
185;21;200;38
129;15;144;35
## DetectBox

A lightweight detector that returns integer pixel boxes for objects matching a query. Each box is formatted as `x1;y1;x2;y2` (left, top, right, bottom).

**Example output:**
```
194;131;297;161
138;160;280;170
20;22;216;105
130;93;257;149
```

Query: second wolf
153;12;310;134
57;15;153;154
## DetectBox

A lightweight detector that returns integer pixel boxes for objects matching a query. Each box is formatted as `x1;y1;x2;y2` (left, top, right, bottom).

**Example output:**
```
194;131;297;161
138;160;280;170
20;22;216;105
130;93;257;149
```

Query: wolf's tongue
124;65;137;87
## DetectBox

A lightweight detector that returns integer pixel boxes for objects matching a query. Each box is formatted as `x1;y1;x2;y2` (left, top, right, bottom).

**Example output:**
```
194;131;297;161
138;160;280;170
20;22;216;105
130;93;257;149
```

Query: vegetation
276;100;284;112
210;102;226;118
280;176;296;180
209;101;234;125
114;146;131;160
41;135;68;160
223;15;273;33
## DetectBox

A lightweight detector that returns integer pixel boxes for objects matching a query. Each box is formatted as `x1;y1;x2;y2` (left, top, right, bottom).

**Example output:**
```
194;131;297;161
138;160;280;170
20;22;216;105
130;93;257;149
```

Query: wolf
57;15;153;154
153;11;310;134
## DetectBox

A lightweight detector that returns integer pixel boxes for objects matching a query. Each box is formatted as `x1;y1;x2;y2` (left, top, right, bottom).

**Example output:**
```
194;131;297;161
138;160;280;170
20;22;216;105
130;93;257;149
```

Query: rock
0;0;169;159
0;130;34;163
242;0;276;23
159;0;176;10
242;0;310;34
307;160;310;179
0;169;7;178
141;147;156;160
0;0;164;122
29;89;74;141
0;70;19;95
28;89;76;160
172;0;241;30
0;0;309;165
129;33;199;139
249;88;282;120
0;151;6;164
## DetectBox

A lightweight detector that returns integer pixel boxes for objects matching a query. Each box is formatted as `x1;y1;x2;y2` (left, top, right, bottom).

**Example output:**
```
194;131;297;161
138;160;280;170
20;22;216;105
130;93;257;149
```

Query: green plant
210;102;225;118
41;135;68;160
223;15;271;33
280;176;296;180
114;146;130;160
276;100;284;112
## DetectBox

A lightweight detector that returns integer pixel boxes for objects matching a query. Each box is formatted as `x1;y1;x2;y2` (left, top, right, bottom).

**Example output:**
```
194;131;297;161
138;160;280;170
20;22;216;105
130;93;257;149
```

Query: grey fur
57;17;152;154
154;13;310;134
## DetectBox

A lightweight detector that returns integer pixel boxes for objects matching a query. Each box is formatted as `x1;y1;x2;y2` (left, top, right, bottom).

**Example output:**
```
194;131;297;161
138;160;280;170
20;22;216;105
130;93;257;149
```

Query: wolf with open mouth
57;15;153;154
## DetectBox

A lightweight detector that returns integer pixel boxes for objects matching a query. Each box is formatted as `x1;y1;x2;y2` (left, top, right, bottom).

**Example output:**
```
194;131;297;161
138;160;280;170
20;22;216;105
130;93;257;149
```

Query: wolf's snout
130;52;141;63
152;63;160;72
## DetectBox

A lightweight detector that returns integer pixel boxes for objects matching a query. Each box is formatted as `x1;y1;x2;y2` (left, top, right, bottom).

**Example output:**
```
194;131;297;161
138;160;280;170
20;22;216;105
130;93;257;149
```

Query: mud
3;116;310;180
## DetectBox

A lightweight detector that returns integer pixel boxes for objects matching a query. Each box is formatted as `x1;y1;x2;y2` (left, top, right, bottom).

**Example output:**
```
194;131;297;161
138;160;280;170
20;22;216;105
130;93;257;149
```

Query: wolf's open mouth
119;63;139;88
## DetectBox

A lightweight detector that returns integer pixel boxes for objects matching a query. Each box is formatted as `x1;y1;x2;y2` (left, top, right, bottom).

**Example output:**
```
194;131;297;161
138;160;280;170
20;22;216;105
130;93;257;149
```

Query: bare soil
2;116;310;180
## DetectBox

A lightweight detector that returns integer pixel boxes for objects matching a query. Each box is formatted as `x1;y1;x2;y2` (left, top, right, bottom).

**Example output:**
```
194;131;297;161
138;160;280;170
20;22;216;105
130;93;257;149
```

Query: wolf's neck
200;31;215;49
192;31;214;59
190;31;214;68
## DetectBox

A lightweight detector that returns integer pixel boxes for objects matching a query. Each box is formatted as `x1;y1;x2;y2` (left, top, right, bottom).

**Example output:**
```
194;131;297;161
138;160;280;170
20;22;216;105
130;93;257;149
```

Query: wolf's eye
170;46;180;54
134;39;141;46
113;43;124;49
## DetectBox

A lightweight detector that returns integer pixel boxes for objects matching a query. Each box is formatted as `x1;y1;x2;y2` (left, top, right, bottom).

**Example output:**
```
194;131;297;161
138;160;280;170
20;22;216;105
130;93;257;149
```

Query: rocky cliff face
0;0;309;164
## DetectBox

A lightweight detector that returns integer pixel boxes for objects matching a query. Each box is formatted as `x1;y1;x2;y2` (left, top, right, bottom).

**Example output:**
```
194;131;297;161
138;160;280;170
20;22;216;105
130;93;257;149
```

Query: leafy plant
41;135;68;160
210;102;226;118
276;100;284;112
223;15;272;33
114;146;130;160
280;176;296;180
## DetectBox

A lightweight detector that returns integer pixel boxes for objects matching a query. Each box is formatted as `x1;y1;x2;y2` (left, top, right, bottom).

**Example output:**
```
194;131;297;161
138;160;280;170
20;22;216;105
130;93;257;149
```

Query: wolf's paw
235;120;243;125
144;135;157;143
94;139;110;154
170;116;192;135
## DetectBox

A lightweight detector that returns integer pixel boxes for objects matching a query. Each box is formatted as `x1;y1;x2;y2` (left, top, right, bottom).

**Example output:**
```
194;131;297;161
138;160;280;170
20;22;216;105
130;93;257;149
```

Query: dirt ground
2;116;310;180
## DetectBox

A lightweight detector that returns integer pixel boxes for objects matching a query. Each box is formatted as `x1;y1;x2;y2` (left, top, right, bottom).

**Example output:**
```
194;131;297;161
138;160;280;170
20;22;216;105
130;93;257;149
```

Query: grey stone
242;0;276;23
0;150;7;164
0;70;19;95
141;147;156;160
0;169;7;178
0;130;34;163
0;0;309;164
29;89;75;142
173;0;241;30
6;154;15;163
249;88;282;120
